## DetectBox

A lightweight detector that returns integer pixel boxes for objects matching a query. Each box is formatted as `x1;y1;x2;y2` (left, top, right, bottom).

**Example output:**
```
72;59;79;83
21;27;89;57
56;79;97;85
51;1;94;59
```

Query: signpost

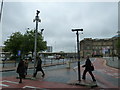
72;29;83;82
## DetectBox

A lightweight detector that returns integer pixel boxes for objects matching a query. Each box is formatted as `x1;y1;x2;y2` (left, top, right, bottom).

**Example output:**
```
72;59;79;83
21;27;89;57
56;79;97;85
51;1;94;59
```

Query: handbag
91;63;94;71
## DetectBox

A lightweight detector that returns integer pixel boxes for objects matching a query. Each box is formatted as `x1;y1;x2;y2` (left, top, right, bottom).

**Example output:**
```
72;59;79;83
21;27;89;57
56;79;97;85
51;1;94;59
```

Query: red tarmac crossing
1;76;87;89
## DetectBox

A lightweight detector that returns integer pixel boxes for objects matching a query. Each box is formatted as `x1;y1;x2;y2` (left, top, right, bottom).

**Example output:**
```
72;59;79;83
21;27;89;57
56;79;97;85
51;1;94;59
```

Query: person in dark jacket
17;59;25;83
33;57;45;78
82;56;96;82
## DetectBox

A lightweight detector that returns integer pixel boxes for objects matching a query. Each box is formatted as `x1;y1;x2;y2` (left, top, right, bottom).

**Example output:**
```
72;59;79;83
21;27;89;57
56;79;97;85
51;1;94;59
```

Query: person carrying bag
91;63;94;71
82;56;96;82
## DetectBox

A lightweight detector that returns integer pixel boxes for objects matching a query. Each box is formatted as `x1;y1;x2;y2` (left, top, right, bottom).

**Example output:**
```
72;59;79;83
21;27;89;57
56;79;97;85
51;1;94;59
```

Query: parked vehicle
0;57;5;61
0;57;10;61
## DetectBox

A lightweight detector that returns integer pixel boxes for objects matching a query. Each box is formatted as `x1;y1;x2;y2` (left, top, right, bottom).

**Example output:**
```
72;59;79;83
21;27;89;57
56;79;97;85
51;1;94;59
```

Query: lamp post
41;29;44;35
72;29;83;82
33;10;41;74
0;0;3;22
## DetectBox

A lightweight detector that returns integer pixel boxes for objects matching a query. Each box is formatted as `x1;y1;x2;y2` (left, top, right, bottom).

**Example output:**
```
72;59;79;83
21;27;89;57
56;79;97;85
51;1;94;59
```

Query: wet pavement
103;57;119;69
0;57;120;89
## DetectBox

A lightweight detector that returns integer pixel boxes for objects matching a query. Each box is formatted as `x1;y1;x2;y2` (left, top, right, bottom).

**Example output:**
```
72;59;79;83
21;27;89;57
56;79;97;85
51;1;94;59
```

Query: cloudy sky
0;0;118;52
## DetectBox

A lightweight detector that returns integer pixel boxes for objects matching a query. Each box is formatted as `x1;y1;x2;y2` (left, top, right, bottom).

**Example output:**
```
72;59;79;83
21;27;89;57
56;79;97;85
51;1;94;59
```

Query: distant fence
1;58;77;68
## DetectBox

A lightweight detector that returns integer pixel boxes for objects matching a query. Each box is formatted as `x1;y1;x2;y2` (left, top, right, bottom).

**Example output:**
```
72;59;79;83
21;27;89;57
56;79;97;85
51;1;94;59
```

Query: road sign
18;50;21;56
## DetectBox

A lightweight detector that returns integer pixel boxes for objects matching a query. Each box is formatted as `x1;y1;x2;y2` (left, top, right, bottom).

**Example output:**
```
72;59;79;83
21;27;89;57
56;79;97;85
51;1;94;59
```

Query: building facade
80;36;118;57
46;46;53;52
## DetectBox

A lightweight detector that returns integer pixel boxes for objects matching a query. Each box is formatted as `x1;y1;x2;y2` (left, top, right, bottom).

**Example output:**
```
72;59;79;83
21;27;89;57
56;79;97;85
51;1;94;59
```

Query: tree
4;29;47;59
4;32;23;57
23;29;47;56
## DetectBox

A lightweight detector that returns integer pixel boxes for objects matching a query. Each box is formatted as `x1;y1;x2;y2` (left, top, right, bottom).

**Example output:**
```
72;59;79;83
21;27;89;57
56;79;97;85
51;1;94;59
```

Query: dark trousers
82;70;96;81
33;69;45;77
19;73;25;83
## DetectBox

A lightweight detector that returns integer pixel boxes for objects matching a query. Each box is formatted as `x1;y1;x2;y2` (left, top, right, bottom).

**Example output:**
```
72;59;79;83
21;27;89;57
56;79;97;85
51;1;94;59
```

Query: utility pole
33;10;41;74
72;29;83;82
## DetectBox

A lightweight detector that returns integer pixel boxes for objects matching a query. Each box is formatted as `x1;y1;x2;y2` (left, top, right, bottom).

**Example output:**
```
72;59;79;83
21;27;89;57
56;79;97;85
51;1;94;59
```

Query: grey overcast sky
0;0;118;52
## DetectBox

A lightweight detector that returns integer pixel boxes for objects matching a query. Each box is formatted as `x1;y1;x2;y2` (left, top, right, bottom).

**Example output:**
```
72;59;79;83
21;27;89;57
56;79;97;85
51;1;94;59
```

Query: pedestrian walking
16;59;26;83
82;56;96;82
33;57;45;78
24;58;29;76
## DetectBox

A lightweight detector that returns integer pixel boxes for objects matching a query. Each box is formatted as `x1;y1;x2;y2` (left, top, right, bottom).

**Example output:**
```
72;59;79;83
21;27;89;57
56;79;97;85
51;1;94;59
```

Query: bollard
44;58;46;65
63;59;64;64
15;60;16;67
58;59;59;64
68;61;70;68
3;60;5;68
51;58;52;64
66;61;70;69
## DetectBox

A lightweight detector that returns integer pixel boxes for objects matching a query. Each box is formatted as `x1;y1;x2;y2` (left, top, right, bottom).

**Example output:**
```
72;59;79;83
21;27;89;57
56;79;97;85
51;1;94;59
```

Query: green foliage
4;29;47;58
4;32;23;56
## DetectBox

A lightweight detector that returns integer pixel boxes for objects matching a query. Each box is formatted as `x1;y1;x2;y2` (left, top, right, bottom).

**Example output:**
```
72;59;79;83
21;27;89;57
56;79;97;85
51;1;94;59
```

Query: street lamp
33;10;41;74
0;0;3;22
72;29;83;82
41;29;44;35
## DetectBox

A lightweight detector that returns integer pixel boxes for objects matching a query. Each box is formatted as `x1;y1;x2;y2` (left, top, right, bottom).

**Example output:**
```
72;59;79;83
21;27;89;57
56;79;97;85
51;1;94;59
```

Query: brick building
80;35;119;58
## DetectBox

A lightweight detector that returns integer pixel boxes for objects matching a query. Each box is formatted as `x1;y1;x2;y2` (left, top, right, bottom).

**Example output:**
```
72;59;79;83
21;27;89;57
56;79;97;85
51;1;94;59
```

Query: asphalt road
2;58;94;78
2;60;83;77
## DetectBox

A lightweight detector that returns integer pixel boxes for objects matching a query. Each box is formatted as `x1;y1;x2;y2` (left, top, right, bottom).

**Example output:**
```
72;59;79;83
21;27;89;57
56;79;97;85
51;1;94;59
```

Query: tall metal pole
0;0;3;22
72;29;83;82
76;31;81;81
33;10;41;74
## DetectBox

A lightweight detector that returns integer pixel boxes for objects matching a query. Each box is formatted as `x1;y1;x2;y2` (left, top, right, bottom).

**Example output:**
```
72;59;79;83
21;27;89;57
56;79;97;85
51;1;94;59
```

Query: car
0;57;5;61
0;57;10;61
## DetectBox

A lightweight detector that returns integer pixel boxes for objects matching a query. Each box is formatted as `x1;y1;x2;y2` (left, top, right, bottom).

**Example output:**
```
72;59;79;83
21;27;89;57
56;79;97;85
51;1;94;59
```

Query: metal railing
1;58;77;69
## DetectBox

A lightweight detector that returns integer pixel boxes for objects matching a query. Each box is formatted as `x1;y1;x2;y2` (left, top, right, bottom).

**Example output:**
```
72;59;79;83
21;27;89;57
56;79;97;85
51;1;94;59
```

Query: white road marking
23;86;40;89
0;84;9;87
2;80;19;84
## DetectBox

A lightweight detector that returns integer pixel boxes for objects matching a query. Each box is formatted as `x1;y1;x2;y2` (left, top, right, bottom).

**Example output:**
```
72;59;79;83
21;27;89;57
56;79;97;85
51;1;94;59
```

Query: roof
113;35;120;38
